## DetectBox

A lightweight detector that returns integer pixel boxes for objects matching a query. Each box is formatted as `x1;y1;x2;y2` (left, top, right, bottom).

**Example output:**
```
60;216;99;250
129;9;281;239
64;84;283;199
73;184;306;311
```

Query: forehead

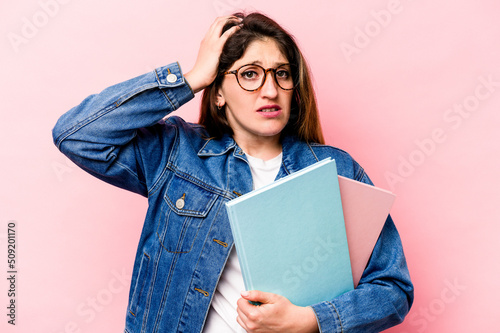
232;38;288;68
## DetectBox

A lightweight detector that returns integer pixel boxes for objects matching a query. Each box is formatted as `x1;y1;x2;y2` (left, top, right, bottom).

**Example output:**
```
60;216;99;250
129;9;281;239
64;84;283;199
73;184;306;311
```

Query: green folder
225;158;354;307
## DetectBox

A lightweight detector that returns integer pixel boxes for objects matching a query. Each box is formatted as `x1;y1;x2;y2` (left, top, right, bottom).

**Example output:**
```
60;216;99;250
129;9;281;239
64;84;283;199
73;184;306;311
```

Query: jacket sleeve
310;169;414;332
52;62;195;197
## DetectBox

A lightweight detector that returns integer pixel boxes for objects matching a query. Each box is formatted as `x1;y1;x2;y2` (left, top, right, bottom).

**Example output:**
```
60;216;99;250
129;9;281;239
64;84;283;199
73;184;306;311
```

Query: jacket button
176;194;186;209
167;73;178;83
176;198;185;209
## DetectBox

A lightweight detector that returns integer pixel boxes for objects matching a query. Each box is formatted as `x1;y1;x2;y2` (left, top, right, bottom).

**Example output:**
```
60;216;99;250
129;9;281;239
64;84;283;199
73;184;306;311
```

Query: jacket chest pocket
157;174;218;253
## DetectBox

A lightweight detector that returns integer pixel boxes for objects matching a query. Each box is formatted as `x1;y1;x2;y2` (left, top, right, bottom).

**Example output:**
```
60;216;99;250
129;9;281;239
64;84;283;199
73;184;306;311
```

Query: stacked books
225;158;395;307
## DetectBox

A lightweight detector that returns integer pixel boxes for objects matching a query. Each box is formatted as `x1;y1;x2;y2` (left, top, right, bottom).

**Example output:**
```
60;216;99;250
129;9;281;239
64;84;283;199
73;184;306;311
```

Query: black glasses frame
223;63;296;92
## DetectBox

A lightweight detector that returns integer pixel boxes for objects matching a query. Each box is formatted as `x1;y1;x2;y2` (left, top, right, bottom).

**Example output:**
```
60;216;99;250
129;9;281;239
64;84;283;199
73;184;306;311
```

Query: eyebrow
246;60;289;67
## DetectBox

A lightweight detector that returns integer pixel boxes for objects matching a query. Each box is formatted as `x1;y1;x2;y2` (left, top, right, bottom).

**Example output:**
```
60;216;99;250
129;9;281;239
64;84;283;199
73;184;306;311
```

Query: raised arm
52;63;195;196
52;16;241;196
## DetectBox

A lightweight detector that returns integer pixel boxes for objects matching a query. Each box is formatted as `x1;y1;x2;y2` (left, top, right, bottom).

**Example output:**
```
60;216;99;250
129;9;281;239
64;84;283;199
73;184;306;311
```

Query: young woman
53;12;413;333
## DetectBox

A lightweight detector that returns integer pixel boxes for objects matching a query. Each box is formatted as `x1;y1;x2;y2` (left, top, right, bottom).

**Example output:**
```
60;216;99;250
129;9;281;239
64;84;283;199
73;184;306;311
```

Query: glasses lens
237;65;265;91
274;64;294;90
236;64;295;91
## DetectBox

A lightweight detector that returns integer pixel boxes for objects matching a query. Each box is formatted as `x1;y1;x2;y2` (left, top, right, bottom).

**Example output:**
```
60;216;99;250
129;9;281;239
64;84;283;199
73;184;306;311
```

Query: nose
259;71;279;99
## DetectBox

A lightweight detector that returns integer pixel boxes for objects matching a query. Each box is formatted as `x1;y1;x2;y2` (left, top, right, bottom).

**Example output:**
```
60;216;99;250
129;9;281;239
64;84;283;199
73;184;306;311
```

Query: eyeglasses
223;63;295;92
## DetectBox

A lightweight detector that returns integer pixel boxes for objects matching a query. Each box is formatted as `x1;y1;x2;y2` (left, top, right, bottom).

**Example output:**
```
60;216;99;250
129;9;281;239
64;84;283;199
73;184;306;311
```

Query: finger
237;296;253;313
237;300;261;331
236;313;249;331
237;298;259;331
241;290;275;304
209;15;240;35
237;296;262;322
220;24;241;40
213;16;242;38
236;303;250;323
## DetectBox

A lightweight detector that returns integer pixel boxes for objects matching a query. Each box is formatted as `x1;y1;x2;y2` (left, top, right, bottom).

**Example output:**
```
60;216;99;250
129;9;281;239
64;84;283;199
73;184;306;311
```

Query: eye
276;69;290;79
240;70;261;80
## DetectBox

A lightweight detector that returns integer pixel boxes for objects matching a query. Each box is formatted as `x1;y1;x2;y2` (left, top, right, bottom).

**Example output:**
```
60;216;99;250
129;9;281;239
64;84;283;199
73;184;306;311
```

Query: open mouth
257;105;281;112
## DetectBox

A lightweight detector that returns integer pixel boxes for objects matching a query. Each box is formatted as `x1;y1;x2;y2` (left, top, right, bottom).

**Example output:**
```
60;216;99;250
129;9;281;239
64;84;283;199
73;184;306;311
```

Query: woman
53;12;413;333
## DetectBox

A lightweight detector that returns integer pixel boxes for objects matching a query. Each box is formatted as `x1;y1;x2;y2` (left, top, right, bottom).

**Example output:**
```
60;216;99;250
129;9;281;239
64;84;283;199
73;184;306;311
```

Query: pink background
1;0;499;332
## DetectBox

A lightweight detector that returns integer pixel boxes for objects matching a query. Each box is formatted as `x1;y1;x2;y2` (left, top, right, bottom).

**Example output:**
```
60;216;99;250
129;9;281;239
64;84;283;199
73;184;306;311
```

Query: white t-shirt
203;152;283;332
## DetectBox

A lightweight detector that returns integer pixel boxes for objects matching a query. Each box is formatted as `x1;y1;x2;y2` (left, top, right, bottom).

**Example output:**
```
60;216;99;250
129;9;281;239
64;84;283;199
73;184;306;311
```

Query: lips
256;104;282;119
257;104;281;112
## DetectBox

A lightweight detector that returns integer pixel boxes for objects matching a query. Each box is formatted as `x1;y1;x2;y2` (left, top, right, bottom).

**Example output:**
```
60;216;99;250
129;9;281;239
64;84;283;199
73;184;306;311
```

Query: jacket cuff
154;62;195;109
310;301;343;333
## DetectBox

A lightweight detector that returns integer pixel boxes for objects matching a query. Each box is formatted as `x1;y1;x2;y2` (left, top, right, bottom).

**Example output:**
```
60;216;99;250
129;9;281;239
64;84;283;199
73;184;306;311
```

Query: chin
257;127;286;138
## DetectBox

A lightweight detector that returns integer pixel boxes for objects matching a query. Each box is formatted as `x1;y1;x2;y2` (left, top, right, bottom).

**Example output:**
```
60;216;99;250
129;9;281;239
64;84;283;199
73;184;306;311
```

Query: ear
215;89;226;108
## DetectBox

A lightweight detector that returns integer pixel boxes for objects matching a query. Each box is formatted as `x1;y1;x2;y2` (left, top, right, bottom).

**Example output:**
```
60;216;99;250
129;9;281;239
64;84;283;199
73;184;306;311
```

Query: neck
233;134;282;160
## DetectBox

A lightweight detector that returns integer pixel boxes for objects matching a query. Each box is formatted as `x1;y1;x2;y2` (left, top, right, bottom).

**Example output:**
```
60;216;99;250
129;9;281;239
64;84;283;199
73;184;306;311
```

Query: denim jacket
52;62;413;333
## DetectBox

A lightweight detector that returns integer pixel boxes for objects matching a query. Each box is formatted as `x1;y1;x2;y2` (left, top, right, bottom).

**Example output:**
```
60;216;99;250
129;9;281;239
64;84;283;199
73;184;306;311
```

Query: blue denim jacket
52;62;413;333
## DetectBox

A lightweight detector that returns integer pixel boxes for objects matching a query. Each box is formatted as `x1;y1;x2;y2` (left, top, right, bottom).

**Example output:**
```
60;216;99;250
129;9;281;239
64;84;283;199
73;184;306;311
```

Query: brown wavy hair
199;12;324;144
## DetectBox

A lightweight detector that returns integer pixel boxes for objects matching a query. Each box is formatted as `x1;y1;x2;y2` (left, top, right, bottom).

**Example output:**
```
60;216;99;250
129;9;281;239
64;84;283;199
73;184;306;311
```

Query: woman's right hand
184;16;242;94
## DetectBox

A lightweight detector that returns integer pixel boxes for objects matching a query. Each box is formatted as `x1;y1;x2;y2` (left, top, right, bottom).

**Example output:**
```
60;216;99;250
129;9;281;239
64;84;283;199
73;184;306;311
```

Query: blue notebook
225;158;354;307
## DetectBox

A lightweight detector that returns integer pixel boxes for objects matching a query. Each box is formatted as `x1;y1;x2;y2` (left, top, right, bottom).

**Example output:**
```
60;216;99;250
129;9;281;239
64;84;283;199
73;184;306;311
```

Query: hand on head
185;16;242;93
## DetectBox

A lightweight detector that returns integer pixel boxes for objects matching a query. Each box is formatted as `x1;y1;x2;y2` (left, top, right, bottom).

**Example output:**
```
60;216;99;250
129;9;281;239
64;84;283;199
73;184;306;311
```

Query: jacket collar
198;134;319;176
197;134;237;157
280;135;319;176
